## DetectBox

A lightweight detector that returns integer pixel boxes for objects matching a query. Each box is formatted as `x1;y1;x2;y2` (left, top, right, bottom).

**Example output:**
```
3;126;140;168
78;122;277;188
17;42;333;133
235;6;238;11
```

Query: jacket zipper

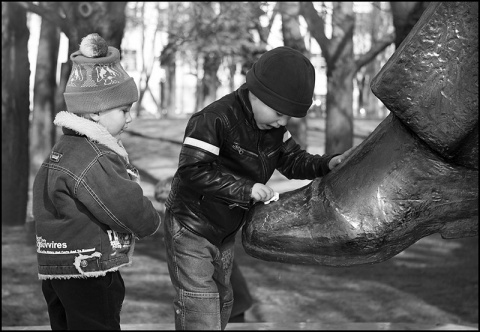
257;132;268;183
232;143;258;158
210;195;250;210
267;145;282;158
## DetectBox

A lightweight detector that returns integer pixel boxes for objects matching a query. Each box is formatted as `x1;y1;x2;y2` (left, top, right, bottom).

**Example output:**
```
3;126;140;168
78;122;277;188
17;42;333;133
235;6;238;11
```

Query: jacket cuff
321;153;341;175
244;180;255;202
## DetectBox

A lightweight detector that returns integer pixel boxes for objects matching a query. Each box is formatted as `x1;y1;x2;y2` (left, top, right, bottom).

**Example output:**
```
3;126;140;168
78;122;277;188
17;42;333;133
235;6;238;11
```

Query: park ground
2;116;478;330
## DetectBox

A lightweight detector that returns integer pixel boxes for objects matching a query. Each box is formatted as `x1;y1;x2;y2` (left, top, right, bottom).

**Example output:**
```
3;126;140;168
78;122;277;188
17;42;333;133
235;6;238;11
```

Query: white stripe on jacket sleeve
184;137;220;155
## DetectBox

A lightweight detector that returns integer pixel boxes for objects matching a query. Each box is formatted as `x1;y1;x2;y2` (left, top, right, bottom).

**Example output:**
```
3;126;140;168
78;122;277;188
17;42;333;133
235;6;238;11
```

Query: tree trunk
134;2;147;117
324;2;355;154
160;48;176;118
160;3;179;118
355;2;392;119
279;2;308;150
30;2;60;177
2;3;30;226
300;2;355;154
326;69;354;154
196;2;222;111
201;51;222;109
3;1;128;226
194;56;204;113
161;50;176;118
301;2;396;154
390;2;430;49
134;2;160;117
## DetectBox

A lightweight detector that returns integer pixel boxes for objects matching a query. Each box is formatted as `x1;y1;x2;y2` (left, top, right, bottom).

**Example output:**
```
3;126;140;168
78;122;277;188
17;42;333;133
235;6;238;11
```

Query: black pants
230;260;253;321
42;271;125;330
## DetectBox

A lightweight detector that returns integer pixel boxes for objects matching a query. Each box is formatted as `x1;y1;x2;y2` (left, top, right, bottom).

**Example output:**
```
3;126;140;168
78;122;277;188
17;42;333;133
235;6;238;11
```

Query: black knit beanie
246;46;315;118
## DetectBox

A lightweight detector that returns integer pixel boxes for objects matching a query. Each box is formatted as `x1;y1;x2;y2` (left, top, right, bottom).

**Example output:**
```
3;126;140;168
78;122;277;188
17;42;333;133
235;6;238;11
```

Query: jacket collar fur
54;111;129;160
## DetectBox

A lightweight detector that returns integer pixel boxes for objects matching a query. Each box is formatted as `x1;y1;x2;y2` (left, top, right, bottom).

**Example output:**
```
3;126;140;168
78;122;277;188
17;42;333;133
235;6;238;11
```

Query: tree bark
196;2;221;111
2;3;30;226
13;2;128;117
134;2;160;117
160;2;179;118
201;51;222;109
390;2;430;49
324;2;355;154
301;2;395;154
355;2;392;119
30;2;60;177
300;2;355;154
5;1;128;226
279;2;308;150
160;43;176;118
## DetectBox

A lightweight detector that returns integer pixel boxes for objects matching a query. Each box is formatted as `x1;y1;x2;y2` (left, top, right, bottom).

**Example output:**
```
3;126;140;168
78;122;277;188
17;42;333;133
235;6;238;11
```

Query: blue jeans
164;209;234;330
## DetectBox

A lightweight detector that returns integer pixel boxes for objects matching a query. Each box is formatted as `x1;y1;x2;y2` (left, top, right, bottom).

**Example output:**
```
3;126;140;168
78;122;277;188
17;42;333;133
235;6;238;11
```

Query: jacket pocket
74;252;102;275
199;196;246;235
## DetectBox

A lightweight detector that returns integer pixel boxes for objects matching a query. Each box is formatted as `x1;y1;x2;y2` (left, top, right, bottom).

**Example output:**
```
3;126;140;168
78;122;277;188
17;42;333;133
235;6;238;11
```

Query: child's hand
328;146;355;170
251;183;276;203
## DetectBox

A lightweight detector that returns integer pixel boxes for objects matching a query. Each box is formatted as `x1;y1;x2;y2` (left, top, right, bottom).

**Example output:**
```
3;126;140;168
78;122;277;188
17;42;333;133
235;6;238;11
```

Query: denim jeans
42;271;125;330
164;209;234;330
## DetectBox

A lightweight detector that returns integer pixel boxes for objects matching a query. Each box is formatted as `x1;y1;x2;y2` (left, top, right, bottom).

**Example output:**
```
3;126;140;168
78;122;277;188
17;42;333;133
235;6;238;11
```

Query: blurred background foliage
2;1;430;226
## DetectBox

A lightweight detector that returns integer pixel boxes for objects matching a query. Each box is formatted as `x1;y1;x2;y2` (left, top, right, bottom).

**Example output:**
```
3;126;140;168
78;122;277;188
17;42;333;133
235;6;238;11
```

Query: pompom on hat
246;46;315;118
63;33;138;114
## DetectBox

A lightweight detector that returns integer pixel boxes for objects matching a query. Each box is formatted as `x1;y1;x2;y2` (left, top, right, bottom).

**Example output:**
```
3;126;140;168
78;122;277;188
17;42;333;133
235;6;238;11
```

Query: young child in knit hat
163;46;353;329
32;33;161;330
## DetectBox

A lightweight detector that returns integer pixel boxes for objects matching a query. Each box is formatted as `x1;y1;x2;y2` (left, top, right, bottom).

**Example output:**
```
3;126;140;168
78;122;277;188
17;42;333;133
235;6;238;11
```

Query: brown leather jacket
165;84;335;246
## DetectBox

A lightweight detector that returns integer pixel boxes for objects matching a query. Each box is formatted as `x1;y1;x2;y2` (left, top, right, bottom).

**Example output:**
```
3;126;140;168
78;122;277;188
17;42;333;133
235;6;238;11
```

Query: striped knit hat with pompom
63;33;138;114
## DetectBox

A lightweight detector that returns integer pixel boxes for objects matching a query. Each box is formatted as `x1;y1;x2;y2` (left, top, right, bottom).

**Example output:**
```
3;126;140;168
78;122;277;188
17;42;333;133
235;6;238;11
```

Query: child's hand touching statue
328;146;356;170
251;183;276;203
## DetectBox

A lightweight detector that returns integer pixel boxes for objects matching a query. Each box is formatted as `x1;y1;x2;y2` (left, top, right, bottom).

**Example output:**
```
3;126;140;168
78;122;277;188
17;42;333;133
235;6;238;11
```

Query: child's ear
89;112;100;122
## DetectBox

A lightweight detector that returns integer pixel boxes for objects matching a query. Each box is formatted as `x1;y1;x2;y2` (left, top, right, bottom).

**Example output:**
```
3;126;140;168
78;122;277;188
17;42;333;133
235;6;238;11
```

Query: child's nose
277;115;290;127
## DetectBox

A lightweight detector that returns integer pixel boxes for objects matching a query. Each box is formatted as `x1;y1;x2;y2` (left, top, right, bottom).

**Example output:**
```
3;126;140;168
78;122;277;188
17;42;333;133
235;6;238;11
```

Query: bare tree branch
355;34;395;71
264;2;279;41
299;2;330;61
13;1;71;37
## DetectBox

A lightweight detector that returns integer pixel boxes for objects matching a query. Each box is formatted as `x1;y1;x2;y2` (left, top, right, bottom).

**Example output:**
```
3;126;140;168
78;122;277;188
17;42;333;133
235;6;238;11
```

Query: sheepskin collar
54;111;129;160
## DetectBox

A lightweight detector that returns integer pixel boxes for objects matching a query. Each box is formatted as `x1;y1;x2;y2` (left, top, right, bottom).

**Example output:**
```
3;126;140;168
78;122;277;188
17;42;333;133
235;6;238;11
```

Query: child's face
96;105;132;138
249;92;291;130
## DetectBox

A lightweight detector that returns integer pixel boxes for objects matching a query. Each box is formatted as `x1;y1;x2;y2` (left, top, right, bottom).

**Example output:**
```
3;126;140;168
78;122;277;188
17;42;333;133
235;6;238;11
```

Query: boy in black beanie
163;46;352;329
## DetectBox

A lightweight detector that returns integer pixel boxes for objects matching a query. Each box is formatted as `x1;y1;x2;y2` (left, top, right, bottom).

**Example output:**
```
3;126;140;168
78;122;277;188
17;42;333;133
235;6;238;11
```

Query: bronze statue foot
242;114;478;266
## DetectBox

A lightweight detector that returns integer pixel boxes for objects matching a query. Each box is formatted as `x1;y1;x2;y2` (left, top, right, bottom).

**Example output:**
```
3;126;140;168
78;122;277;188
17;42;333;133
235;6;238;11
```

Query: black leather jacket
165;84;335;246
